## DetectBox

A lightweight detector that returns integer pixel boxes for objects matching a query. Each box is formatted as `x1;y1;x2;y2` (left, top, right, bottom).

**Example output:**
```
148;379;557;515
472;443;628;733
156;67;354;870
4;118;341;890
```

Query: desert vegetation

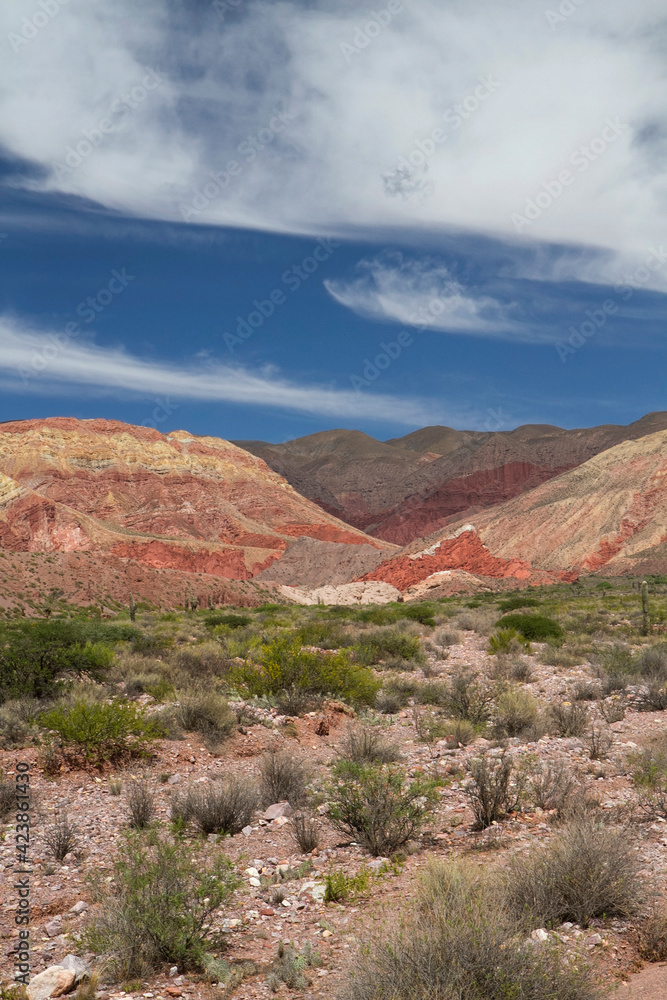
1;578;667;996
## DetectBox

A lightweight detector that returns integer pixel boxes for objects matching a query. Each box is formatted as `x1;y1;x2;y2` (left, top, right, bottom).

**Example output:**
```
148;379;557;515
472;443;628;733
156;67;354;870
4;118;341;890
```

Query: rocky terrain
237;413;667;545
2;583;667;999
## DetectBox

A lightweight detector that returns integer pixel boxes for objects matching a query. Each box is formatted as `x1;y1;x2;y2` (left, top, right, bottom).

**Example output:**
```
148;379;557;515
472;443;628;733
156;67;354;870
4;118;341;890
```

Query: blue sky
1;0;666;442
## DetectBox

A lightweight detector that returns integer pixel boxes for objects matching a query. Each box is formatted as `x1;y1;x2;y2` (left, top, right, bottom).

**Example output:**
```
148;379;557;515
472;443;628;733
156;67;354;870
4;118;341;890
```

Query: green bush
353;629;423;667
39;700;164;768
342;858;595;1000
86;832;238;979
203;612;251;630
327;761;437;856
232;636;379;707
496;595;540;612
488;627;529;655
465;752;523;829
0;629;115;702
172;777;259;836
498;613;563;642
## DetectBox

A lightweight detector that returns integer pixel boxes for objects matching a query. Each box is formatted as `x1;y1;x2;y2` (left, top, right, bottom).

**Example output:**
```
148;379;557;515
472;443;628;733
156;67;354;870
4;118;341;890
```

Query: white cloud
0;315;442;425
324;253;523;338
1;0;667;279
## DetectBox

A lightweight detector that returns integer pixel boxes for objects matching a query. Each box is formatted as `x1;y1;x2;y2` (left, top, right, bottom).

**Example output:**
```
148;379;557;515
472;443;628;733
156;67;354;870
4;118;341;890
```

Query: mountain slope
362;429;667;589
237;413;667;544
0;419;392;605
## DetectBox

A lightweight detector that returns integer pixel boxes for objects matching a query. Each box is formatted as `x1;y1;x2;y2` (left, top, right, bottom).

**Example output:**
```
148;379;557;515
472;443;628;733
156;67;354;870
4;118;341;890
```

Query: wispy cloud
1;0;667;267
324;253;525;339
0;315;442;425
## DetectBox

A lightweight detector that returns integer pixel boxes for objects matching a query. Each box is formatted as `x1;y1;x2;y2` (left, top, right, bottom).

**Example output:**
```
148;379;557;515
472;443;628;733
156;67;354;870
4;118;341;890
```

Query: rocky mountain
237;413;667;545
361;428;667;591
0;418;393;610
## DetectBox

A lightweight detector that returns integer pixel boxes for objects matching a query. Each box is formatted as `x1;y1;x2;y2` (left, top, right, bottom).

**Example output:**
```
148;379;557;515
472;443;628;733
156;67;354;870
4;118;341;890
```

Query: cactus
129;592;136;622
641;580;650;635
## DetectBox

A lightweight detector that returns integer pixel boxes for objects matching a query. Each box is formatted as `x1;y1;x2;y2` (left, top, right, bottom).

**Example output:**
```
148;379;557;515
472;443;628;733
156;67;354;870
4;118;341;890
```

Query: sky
0;0;666;443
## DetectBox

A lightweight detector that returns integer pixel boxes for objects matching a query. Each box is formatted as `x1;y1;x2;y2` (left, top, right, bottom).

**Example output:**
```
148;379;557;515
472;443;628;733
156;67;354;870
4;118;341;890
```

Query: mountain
237;413;667;545
0;418;393;610
360;428;667;591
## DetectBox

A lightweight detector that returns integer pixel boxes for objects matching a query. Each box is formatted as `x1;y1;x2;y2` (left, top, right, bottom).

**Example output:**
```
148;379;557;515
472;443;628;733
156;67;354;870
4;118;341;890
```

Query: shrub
173;777;259;835
505;818;642;927
328;761;437;856
0;632;114;702
488;628;529;656
126;781;155;830
547;701;588;737
540;646;581;668
324;866;373;903
572;681;600;701
498;613;563;642
632;749;667;819
455;608;498;635
203;612;251;631
434;628;460;648
0;698;39;749
497;595;540;612
637;680;667;712
337;725;402;765
353;629;423;667
232;636;379;707
465;752;522;830
45;812;79;861
39;700;164;768
0;777;15;820
86;832;238;979
638;907;667;962
342;858;595;1000
375;688;406;715
292;811;320;854
586;726;612;761
172;691;236;748
634;644;667;681
526;761;576;812
259;748;310;807
275;685;316;716
266;941;320;992
445;670;492;725
493;687;541;738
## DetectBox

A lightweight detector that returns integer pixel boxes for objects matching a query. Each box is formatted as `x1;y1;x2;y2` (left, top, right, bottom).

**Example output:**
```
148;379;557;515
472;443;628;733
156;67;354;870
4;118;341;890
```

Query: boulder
27;966;76;1000
263;801;293;821
59;955;91;983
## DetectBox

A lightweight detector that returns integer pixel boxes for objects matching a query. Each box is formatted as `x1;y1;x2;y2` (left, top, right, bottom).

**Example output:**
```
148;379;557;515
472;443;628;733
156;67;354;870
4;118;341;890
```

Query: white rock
249;877;262;887
27;966;76;1000
244;867;260;878
531;929;549;943
241;825;253;836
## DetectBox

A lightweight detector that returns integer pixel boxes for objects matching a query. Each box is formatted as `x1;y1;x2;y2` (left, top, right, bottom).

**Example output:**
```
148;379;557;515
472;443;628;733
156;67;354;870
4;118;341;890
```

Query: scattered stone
263;801;293;821
59;955;91;983
44;920;63;938
167;774;181;785
69;901;88;915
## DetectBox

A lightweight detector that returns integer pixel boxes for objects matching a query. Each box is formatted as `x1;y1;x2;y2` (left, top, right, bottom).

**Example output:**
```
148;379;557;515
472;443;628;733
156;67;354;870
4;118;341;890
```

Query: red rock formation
0;419;393;603
360;528;571;589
